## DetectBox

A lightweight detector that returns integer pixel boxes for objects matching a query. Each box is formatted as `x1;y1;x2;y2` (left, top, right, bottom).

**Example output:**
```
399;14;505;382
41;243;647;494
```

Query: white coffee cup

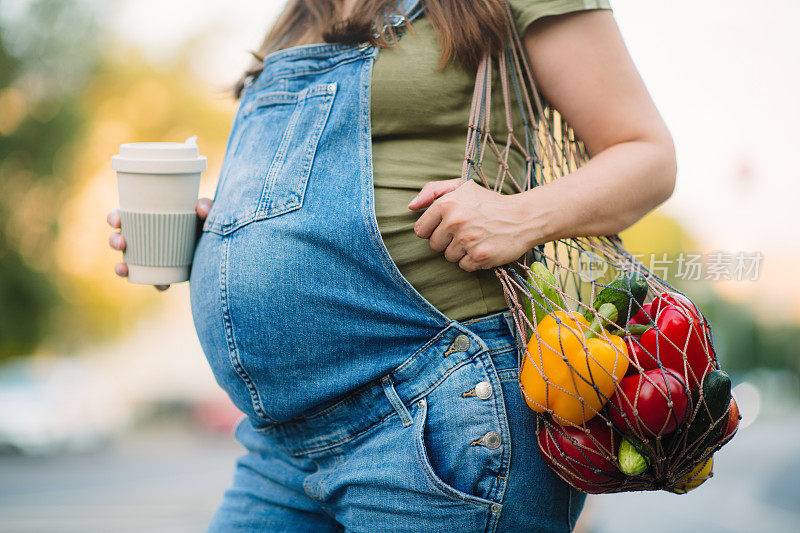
111;136;207;285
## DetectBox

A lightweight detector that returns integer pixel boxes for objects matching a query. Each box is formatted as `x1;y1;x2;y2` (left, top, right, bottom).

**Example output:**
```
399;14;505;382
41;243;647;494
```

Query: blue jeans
205;311;584;532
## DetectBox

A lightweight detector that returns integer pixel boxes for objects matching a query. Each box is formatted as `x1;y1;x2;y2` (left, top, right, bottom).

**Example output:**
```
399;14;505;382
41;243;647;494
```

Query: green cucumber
683;370;732;451
523;262;566;326
584;271;648;326
618;435;651;476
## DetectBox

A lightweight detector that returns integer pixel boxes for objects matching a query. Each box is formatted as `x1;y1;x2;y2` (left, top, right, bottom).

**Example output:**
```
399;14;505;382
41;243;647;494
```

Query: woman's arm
514;8;676;244
410;9;677;272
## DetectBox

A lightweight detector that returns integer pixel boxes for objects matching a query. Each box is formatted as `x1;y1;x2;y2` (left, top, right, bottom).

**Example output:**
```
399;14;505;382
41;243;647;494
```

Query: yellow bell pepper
519;307;629;425
669;455;713;494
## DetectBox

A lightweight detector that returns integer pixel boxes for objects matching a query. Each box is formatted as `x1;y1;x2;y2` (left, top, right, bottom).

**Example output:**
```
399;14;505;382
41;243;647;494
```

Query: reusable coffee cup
111;136;207;285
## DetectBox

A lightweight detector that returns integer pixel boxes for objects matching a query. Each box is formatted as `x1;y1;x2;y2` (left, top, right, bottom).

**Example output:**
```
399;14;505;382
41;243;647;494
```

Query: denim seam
486;345;516;357
285;351;485;456
263;54;373;84
474;351;512;510
253;43;365;76
219;237;272;422
390;326;453;376
284;366;386;425
241;83;334;118
262;87;336;214
289;407;397;457
256;326;460;429
257;94;305;213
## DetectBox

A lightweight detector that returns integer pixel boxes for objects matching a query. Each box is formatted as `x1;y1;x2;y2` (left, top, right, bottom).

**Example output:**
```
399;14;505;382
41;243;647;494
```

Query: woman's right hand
107;198;213;291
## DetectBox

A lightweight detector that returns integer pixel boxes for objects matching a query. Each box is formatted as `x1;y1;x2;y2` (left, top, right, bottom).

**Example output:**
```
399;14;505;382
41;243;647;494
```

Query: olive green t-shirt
371;0;612;322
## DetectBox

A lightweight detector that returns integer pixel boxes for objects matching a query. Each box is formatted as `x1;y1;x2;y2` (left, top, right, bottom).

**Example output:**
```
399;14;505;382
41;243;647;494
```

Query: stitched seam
267;54;372;82
257;93;305;212
243;83;333;116
486;345;516;356
283;87;336;212
290;408;397;457
252;46;366;83
286;367;385;424
391;327;453;375
287;352;483;456
478;351;512;505
260;326;458;429
219;237;271;421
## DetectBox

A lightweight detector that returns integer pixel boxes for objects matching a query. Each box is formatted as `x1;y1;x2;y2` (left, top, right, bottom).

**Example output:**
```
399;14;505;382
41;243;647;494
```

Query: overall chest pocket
204;82;337;235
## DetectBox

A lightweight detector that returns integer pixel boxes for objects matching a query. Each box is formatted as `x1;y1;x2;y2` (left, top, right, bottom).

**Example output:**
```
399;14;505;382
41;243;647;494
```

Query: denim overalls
189;1;585;530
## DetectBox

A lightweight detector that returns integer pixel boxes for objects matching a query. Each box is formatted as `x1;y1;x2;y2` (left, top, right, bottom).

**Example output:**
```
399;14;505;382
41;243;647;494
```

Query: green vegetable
683;370;732;452
584;303;618;340
584;271;649;326
523;262;566;326
618;435;650;476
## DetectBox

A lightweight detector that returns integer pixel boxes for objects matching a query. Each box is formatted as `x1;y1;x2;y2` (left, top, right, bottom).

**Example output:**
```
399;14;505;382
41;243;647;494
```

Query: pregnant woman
107;0;676;531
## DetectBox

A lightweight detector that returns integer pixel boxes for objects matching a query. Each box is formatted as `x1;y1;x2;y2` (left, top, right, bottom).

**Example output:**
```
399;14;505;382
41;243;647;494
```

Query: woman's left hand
408;178;531;272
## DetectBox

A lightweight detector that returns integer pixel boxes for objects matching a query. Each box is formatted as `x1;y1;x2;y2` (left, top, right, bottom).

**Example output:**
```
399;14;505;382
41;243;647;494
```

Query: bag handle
460;1;590;195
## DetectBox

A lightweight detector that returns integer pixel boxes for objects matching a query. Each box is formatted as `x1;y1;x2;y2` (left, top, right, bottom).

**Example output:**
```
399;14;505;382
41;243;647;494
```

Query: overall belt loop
381;375;412;427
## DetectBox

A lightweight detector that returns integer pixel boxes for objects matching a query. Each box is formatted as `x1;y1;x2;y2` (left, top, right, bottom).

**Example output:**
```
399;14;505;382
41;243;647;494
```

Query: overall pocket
204;82;337;235
411;354;510;510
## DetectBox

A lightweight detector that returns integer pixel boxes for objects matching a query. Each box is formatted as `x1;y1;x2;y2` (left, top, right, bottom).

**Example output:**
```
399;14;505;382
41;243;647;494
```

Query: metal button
482;431;502;449
475;381;493;400
452;334;470;352
491;502;502;513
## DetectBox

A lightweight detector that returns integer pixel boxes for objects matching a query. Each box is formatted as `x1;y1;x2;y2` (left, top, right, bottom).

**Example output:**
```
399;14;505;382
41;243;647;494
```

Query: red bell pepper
609;368;689;437
637;292;715;389
624;335;659;375
629;302;654;327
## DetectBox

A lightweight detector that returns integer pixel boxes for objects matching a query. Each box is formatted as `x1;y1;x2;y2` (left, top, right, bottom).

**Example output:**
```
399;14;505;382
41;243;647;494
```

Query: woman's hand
409;178;532;272
107;198;213;291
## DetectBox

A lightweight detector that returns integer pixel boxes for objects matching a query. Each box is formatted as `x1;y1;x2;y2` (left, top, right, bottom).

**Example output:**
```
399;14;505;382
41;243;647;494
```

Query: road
1;415;798;532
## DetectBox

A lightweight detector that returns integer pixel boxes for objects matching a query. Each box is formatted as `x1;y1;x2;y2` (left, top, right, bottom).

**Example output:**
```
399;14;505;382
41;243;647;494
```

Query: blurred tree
0;0;233;359
0;0;99;361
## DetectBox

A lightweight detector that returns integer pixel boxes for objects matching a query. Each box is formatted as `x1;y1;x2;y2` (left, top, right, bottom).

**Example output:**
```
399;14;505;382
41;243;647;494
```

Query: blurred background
0;0;797;531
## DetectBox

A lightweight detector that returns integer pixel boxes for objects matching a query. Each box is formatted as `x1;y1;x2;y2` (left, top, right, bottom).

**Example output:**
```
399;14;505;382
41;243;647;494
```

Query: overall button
443;334;470;357
482;431;502;449
452;334;470;351
475;381;493;400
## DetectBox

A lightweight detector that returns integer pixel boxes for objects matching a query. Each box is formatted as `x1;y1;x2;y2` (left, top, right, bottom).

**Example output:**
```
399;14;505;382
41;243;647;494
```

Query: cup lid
112;136;207;174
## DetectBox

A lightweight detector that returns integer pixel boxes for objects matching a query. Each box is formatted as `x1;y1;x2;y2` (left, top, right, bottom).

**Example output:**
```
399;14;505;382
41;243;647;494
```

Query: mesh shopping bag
460;2;740;494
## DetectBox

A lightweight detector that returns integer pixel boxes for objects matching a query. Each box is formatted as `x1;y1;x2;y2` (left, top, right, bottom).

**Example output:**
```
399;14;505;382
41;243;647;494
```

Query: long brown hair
235;0;509;98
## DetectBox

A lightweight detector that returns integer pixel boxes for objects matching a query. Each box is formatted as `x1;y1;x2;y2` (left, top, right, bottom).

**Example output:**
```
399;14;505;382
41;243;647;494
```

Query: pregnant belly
188;218;441;425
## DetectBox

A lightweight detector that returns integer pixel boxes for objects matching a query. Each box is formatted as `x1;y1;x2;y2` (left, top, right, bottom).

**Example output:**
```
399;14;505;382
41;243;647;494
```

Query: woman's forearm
515;136;677;248
515;9;678;249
